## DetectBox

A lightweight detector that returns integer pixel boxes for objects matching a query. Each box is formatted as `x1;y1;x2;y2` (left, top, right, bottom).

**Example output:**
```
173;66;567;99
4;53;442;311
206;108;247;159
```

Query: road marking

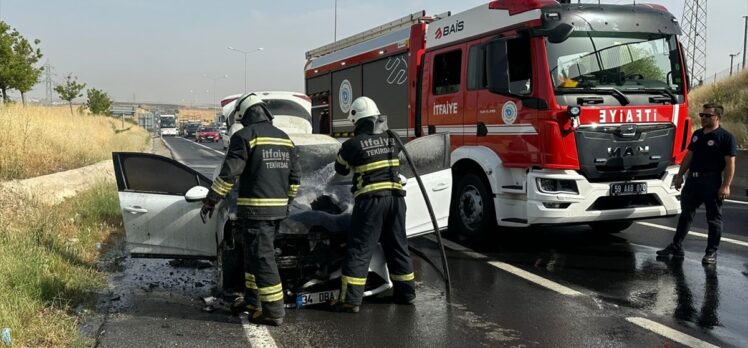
240;316;278;348
626;317;719;348
422;235;582;296
487;261;584;297
725;198;748;206
637;221;748;247
175;137;225;156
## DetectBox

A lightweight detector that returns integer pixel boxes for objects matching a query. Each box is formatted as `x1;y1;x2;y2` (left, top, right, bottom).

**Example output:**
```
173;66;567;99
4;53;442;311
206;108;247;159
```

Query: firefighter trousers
340;195;415;306
241;219;285;319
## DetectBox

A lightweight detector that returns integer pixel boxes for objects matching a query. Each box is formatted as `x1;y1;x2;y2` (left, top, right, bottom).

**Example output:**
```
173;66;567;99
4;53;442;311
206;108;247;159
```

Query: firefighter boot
248;310;283;326
327;299;360;313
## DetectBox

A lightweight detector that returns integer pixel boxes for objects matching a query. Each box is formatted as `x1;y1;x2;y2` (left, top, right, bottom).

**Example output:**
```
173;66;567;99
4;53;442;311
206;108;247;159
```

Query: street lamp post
729;52;741;76
227;46;263;92
203;74;229;120
742;16;747;69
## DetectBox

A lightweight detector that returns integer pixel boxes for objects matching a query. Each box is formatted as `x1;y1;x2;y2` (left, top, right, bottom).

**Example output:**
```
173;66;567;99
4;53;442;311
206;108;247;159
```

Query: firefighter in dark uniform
331;96;416;313
201;93;301;326
658;103;737;264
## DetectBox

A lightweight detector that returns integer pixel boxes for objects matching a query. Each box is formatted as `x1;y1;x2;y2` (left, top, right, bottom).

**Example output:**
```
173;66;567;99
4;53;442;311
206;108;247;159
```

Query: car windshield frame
263;98;311;122
546;33;684;95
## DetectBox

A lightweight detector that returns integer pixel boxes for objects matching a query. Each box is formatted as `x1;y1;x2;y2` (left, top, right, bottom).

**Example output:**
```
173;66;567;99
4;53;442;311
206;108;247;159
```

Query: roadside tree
54;74;86;115
86;88;113;116
0;21;43;105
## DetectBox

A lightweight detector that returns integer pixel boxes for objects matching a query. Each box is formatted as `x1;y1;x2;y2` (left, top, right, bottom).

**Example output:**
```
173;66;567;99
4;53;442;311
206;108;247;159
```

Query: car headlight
536;178;579;194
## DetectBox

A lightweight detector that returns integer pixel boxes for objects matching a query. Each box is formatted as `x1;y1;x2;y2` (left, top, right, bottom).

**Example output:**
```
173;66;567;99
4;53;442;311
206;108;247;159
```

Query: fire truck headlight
536;178;579;195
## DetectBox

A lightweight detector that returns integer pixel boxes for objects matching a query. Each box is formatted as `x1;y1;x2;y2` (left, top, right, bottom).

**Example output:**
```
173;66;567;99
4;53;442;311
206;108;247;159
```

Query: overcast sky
2;0;745;104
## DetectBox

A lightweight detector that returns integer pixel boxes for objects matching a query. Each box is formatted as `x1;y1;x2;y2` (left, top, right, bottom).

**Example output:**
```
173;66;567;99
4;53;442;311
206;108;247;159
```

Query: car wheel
588;220;634;233
450;173;496;238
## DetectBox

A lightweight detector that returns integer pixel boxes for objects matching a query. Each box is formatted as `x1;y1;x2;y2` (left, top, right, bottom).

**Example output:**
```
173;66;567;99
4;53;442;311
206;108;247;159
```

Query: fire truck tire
588;220;634;233
451;173;497;238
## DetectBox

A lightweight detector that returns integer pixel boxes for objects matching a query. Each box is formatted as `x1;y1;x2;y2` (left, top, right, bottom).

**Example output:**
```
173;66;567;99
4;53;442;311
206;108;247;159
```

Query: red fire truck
305;0;691;236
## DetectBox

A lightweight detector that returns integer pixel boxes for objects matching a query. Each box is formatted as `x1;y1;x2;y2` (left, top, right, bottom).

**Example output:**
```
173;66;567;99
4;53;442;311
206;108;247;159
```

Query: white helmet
234;93;265;122
347;96;380;124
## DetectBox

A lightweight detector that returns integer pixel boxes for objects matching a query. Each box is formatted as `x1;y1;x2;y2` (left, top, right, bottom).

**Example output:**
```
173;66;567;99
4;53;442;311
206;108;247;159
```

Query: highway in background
99;136;748;347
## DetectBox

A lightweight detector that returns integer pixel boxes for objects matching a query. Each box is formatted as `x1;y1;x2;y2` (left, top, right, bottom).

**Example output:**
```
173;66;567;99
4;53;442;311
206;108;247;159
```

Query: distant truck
159;114;178;136
305;1;691;236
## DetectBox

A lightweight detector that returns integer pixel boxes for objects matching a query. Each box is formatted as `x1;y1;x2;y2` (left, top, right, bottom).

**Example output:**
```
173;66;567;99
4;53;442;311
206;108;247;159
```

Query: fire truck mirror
547;23;574;44
486;39;510;94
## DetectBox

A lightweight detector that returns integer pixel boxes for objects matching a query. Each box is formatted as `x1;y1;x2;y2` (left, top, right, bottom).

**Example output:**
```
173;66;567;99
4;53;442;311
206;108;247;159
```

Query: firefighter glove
200;198;216;223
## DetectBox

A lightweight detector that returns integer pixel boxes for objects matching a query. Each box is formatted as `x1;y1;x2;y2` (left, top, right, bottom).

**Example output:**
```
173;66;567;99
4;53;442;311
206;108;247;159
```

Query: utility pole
227;47;263;93
203;74;228;119
44;61;55;105
742;16;747;69
730;52;740;76
334;0;338;42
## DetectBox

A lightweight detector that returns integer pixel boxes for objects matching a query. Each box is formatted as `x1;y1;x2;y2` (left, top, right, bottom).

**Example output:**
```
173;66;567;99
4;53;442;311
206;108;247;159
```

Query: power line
681;0;708;87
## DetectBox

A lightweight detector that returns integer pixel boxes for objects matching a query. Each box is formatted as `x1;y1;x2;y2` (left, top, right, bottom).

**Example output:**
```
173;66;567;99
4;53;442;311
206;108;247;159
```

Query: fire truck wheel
452;173;496;238
588;220;634;233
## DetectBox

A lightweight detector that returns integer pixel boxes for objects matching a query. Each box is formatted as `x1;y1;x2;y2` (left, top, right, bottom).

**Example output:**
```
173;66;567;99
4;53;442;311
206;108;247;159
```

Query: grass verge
0;182;121;347
689;69;748;147
0;105;150;180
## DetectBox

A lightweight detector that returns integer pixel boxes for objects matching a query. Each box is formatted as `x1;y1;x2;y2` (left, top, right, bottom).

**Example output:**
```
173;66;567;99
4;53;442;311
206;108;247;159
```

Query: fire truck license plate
298;290;339;306
610;182;647;196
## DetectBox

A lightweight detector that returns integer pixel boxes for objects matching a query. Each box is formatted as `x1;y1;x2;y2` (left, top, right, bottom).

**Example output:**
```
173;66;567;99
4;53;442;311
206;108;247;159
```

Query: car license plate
297;290;339;306
610;182;647;196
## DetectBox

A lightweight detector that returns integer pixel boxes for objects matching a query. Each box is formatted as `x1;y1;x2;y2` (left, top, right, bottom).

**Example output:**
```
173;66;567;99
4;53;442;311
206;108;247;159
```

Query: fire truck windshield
546;34;684;96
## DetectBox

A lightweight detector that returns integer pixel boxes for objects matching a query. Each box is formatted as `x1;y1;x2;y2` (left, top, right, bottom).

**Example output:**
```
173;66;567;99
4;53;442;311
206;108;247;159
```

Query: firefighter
201;93;301;326
331;96;416;313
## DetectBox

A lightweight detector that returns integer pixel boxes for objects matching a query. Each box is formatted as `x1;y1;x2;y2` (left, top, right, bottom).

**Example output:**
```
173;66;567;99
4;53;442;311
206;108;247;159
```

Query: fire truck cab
305;0;690;236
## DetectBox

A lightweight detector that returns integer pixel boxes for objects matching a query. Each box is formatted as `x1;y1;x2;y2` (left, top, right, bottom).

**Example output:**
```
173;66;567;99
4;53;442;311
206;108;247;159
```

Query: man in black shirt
657;103;737;264
330;96;415;313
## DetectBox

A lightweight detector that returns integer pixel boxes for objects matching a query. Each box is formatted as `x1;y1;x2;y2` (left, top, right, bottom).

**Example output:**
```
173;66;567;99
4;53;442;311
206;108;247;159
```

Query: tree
11;36;43;105
86;88;112;115
0;21;43;105
54;74;86;115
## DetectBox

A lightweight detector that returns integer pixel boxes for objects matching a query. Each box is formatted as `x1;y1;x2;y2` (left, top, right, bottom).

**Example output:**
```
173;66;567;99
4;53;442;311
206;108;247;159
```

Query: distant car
196;127;220;143
184;123;201;139
220;91;312;149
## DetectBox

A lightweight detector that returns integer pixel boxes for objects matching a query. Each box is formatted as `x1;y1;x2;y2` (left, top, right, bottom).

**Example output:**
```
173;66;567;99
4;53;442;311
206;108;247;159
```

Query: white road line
725;199;748;206
240;316;278;348
626;317;719;348
177;137;225;156
422;235;582;296
637;221;748;247
487;261;584;297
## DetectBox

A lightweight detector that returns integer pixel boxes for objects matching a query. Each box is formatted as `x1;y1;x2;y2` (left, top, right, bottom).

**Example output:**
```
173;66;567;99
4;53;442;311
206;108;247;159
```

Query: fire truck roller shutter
361;53;410;137
332;66;363;132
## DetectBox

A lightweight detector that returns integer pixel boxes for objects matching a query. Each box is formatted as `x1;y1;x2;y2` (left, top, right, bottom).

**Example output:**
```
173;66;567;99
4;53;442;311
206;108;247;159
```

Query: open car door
401;133;452;237
112;152;219;259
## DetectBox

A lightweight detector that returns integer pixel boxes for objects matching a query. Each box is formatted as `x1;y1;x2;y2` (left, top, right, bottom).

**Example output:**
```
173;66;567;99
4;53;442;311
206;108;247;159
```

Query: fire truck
304;0;691;236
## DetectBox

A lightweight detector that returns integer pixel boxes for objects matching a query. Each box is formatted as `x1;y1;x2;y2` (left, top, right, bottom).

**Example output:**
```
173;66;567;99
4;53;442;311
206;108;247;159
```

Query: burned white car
112;133;452;306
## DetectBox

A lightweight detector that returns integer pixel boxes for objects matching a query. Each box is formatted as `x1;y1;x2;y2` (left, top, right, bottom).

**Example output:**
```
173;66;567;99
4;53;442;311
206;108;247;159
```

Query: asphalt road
96;137;748;348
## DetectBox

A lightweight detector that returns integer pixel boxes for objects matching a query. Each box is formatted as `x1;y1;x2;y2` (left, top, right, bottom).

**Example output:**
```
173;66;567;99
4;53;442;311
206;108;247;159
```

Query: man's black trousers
673;174;723;253
241;219;284;318
340;195;415;305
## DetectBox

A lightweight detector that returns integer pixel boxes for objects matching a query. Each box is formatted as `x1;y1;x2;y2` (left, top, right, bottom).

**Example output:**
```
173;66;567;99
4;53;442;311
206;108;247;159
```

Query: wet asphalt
94;137;748;348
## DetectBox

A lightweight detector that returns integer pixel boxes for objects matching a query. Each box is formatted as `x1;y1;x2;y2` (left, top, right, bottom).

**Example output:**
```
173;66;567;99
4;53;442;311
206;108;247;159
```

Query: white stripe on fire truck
672;104;680;126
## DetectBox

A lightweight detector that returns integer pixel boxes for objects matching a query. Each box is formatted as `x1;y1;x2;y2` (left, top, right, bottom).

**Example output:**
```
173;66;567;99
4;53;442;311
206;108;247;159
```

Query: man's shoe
248;310;283;326
656;244;684;258
702;251;717;264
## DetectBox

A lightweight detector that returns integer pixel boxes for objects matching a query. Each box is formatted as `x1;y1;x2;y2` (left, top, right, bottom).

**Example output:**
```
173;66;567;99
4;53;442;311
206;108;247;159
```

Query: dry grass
0;105;150;180
689;70;748;148
178;107;218;123
0;182;121;347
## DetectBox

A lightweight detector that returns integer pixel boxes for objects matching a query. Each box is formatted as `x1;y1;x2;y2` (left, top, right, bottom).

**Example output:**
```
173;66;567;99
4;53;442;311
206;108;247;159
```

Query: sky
1;0;746;104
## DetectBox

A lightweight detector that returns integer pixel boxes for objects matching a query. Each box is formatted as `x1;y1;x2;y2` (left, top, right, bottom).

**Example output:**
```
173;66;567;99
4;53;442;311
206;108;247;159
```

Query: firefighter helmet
347;96;380;124
234;93;266;122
